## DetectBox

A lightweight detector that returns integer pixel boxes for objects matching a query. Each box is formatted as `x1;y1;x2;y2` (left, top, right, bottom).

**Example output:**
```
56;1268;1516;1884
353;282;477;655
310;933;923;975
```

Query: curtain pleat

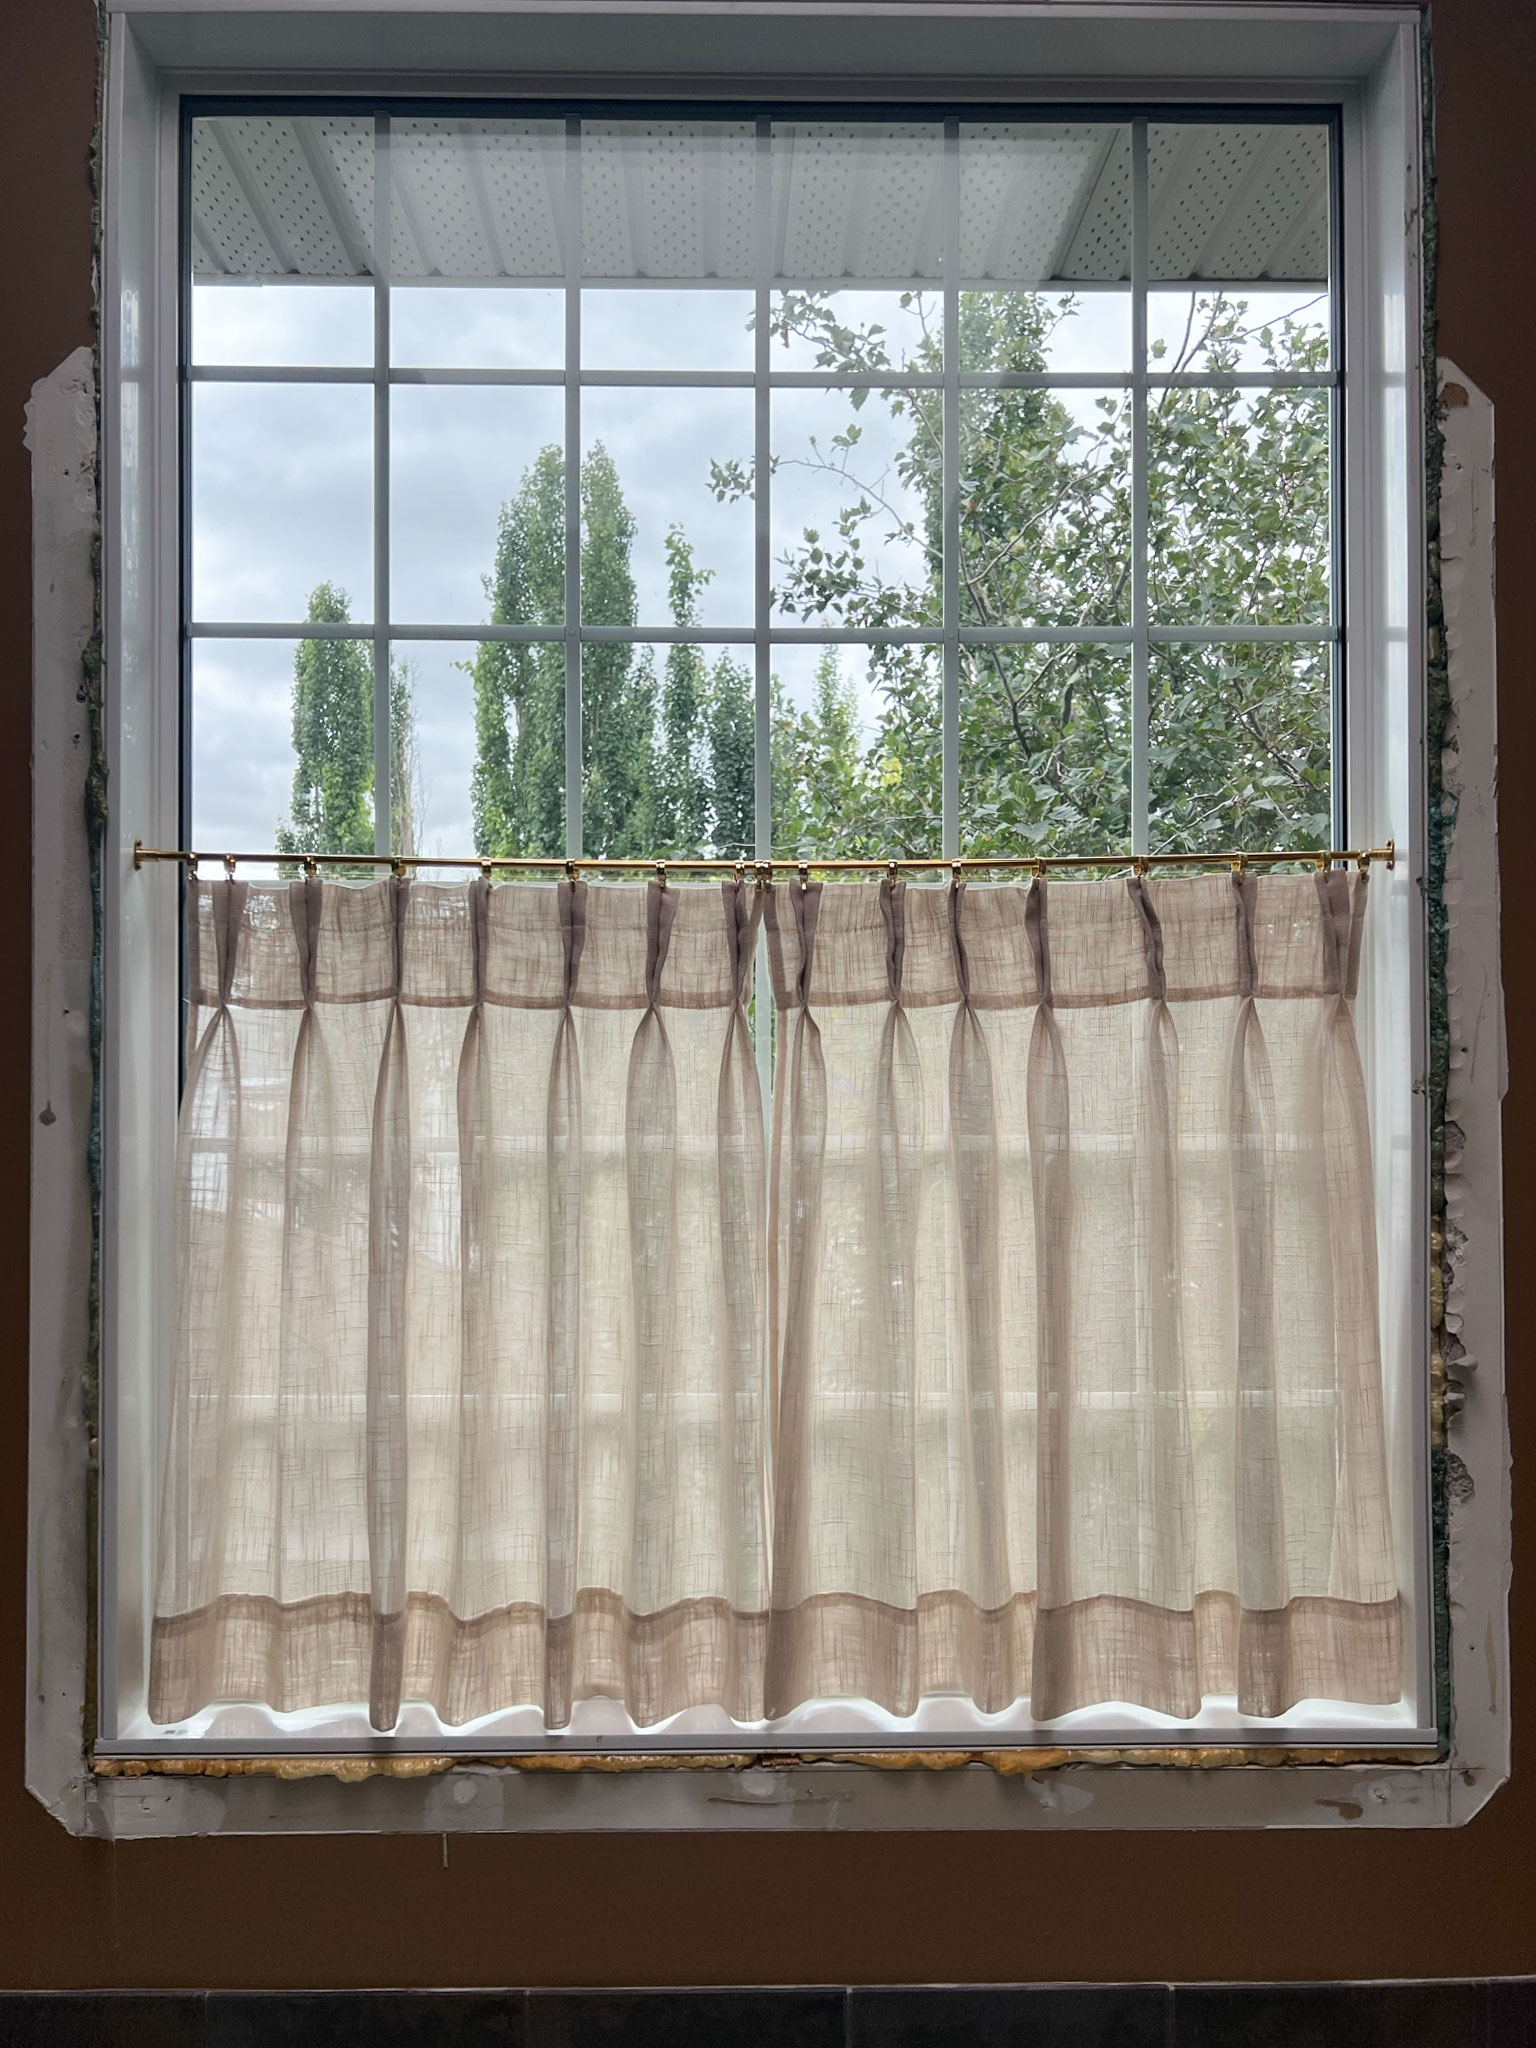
152;869;1401;1730
948;883;1010;1644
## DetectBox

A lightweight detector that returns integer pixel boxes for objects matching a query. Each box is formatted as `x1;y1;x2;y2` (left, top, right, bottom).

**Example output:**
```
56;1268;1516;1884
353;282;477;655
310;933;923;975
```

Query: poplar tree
652;528;710;855
275;582;374;859
579;446;653;857
706;654;755;859
472;442;655;857
389;656;420;858
471;446;565;857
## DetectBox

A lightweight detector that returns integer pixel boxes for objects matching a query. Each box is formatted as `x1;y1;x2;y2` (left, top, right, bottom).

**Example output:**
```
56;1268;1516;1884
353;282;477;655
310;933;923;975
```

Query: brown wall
0;0;1531;1992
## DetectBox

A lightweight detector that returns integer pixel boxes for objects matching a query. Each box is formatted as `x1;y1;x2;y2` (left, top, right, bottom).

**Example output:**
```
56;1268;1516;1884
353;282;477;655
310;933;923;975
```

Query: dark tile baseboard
0;1980;1530;2047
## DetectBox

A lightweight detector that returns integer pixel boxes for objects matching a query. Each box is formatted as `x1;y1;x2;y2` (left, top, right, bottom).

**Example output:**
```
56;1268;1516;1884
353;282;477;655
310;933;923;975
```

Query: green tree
579;445;654;856
473;442;656;857
724;286;1330;858
773;650;874;856
275;582;374;859
389;656;421;859
706;653;755;859
471;446;565;857
652;528;711;855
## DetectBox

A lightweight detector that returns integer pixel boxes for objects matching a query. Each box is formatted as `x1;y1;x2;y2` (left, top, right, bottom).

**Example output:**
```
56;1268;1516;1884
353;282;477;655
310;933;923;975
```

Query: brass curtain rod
134;839;1395;881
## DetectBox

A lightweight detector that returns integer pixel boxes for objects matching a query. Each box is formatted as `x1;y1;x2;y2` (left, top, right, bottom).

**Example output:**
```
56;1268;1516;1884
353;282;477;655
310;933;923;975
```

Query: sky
188;212;1327;867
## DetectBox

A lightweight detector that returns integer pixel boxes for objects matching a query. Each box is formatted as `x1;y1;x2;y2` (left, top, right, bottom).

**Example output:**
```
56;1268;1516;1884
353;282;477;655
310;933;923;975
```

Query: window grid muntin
181;99;1343;864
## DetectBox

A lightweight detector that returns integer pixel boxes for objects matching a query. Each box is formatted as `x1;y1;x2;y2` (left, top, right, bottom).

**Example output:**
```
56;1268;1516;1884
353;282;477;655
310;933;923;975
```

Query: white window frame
26;0;1507;1836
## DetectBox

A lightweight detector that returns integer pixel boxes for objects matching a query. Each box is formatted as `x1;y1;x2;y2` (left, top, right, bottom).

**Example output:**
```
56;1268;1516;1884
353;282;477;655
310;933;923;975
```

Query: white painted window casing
23;1;1505;1836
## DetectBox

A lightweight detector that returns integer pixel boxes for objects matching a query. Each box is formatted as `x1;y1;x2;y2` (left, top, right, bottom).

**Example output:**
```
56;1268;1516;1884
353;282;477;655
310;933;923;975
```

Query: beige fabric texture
151;871;1400;1732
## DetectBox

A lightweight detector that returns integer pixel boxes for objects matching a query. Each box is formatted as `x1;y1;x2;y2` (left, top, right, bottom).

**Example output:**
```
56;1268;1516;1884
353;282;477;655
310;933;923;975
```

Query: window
49;2;1478;1834
184;107;1342;876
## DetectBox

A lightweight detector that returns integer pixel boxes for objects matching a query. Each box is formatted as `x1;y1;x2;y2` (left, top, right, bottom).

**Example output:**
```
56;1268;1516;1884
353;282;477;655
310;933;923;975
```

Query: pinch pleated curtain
764;870;1399;1721
151;876;770;1731
151;870;1400;1731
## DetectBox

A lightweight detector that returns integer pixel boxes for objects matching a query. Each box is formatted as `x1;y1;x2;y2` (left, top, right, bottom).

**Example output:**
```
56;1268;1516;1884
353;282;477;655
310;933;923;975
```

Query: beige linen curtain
152;869;1399;1731
764;870;1399;1722
151;876;769;1731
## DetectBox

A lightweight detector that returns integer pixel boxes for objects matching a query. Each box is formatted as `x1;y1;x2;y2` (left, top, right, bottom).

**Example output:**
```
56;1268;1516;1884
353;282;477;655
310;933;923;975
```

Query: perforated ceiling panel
772;126;945;282
391;119;566;279
191;116;374;278
1053;123;1331;282
958;126;1112;281
190;115;1330;287
581;123;756;279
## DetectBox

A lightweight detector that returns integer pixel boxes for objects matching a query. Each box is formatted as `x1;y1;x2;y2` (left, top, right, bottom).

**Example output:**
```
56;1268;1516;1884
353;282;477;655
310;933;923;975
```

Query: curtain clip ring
951;860;964;887
733;859;745;889
223;853;238;881
797;861;810;893
187;852;199;879
1357;848;1371;874
887;858;900;885
1315;850;1330;872
480;857;493;883
392;856;406;880
756;860;772;891
565;858;577;883
1030;857;1045;881
655;860;668;890
1232;852;1249;877
1132;855;1148;879
303;855;318;879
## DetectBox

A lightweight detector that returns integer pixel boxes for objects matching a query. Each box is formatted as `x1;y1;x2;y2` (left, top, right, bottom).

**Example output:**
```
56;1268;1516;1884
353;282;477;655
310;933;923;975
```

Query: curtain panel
151;876;770;1731
150;871;1400;1732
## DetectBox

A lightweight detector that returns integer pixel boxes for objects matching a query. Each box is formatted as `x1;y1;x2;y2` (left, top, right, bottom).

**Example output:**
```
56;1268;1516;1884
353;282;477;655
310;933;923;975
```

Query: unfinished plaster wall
1;0;1533;1988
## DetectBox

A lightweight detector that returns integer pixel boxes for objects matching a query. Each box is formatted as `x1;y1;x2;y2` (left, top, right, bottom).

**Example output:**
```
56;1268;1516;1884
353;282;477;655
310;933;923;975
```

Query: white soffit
189;114;1331;285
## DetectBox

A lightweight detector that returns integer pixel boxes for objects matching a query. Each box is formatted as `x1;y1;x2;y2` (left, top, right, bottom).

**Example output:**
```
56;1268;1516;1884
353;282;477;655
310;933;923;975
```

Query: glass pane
1147;287;1331;374
1147;122;1331;296
772;123;945;288
960;290;1131;375
191;382;372;623
390;385;565;625
389;118;567;282
1148;642;1332;855
391;287;563;368
190;113;375;282
579;643;753;860
190;283;373;367
772;387;938;628
388;638;563;868
959;644;1131;857
581;389;753;627
583;289;754;371
771;643;941;858
958;387;1130;627
582;122;756;283
769;290;941;375
191;639;314;875
1147;387;1331;625
192;635;382;870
